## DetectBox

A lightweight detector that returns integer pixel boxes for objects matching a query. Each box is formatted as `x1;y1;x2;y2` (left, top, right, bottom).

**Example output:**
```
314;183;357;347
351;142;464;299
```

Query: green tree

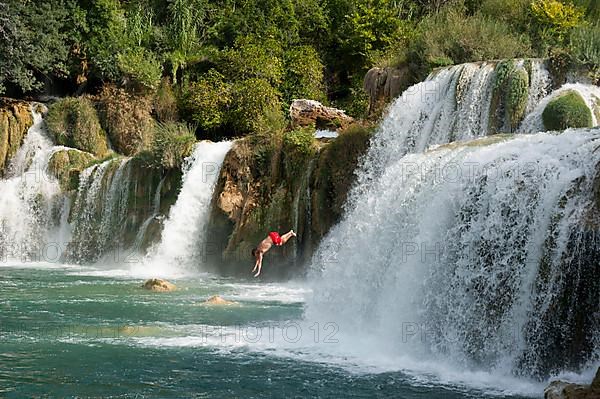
0;0;78;94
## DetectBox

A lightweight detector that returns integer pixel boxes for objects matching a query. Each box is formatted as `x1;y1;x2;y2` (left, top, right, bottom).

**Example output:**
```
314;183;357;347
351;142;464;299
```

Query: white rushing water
307;130;600;385
66;157;133;263
305;60;600;390
138;140;232;277
0;106;67;263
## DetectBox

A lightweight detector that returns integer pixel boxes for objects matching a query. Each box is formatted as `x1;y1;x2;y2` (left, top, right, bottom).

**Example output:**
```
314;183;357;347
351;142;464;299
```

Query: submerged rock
203;295;237;305
0;97;33;175
289;99;353;130
142;278;176;292
544;367;600;399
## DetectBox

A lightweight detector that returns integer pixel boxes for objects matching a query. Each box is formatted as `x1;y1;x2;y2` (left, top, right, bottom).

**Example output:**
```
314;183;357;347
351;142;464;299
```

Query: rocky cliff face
207;125;372;278
0;98;33;175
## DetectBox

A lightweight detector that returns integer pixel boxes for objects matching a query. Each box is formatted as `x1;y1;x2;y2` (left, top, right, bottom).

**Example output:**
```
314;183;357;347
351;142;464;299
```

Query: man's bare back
251;230;296;277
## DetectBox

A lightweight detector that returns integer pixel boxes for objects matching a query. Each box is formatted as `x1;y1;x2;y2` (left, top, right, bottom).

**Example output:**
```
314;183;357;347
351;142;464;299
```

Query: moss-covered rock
47;149;96;191
507;67;529;130
0;98;33;175
45;97;110;157
542;91;593;131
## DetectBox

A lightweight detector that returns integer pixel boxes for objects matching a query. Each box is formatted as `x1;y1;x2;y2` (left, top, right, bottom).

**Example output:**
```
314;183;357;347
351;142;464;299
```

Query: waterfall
307;130;600;379
132;176;165;252
0;106;66;263
139;140;232;276
306;59;600;380
65;157;133;263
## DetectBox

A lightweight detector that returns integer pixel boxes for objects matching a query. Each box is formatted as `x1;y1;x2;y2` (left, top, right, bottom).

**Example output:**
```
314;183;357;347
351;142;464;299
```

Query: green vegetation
1;0;598;144
96;85;154;156
47;149;96;191
143;122;196;169
46;97;109;156
542;90;593;131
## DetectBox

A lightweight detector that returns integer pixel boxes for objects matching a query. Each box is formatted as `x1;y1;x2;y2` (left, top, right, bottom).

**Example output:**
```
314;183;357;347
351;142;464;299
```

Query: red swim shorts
269;232;282;246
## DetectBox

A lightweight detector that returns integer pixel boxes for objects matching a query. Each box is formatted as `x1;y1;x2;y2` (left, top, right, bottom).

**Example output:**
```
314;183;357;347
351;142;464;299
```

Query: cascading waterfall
307;59;600;382
308;130;600;379
139;140;232;276
0;106;67;263
65;157;133;263
132;176;165;252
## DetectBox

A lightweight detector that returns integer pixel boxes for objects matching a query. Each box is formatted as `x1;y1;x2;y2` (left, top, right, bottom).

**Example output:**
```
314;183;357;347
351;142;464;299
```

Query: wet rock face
289;99;354;131
363;66;411;117
0;98;33;175
544;367;600;399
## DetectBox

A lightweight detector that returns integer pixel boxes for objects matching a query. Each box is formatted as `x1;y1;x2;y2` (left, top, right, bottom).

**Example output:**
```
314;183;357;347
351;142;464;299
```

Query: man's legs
280;230;297;245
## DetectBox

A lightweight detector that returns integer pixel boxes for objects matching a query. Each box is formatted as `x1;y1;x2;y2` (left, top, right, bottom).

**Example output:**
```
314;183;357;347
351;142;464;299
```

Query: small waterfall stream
0;106;66;262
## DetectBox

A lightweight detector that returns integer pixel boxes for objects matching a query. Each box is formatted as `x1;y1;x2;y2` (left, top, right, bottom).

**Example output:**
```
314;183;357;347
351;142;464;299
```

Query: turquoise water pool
0;264;537;398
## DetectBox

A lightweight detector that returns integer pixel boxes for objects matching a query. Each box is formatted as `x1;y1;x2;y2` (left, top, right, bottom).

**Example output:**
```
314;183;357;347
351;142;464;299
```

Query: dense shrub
97;85;154;156
218;37;284;86
542;90;593;131
282;46;326;104
117;47;163;91
180;69;232;131
229;78;282;134
46;97;109;156
531;0;585;45
570;23;600;81
146;122;196;169
153;77;179;122
412;8;532;70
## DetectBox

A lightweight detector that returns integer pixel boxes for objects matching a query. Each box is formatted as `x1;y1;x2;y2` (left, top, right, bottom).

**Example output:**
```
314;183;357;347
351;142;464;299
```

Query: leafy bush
153;77;179;122
117;47;163;91
229;78;282;134
282;46;326;104
411;7;532;74
46;97;109;156
570;23;600;81
180;69;232;131
506;67;529;130
145;122;196;169
282;127;318;181
531;0;585;44
97;85;154;156
542;90;593;131
219;37;284;86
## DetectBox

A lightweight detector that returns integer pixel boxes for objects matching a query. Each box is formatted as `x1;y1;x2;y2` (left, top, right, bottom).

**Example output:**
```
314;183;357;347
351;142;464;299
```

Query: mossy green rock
47;149;96;191
46;97;110;156
542;91;593;131
0;98;33;175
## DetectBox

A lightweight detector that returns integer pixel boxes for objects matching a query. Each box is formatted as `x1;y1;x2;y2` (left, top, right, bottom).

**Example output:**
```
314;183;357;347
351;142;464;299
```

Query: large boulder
544;367;600;399
363;66;411;116
289;99;353;131
0;97;33;175
142;278;176;292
